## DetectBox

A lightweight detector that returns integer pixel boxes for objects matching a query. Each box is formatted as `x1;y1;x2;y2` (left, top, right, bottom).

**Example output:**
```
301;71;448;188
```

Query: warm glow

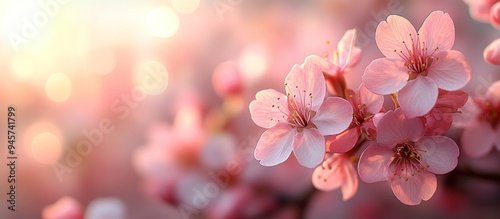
134;61;169;95
31;132;62;164
11;55;35;80
238;45;268;83
45;73;72;102
171;0;200;14
146;6;179;38
87;47;117;75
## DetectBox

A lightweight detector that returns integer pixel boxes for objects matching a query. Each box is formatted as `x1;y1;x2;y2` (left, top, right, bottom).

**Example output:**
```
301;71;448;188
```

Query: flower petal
398;76;438;118
249;89;289;129
376;109;425;148
390;170;436;205
486;81;500;106
362;58;408;95
285;61;326;112
326;127;359;153
427;50;471;91
358;84;384;115
376;15;418;59
435;90;469;113
358;143;392;183
483;38;500;65
293;128;326;168
461;121;496;158
312;97;353;136
417;136;459;174
336;29;361;71
340;159;359;201
254;123;295;166
305;55;332;72
418;11;455;52
312;154;343;191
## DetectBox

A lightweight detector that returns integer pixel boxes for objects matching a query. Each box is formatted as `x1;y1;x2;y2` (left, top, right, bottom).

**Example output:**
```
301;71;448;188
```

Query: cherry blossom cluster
464;0;500;64
250;10;474;205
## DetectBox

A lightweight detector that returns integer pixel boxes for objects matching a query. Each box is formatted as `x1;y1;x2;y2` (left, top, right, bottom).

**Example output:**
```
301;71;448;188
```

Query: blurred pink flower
43;196;83;219
312;153;358;200
464;0;499;22
484;38;500;65
425;90;468;135
326;84;383;153
212;61;243;97
358;109;459;205
363;11;471;118
461;81;500;157
249;57;353;168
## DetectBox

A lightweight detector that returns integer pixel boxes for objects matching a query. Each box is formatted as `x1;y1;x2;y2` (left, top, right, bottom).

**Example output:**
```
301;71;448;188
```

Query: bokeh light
238;44;269;84
171;0;200;14
134;61;169;95
11;55;35;80
146;6;179;38
45;73;72;102
31;132;62;164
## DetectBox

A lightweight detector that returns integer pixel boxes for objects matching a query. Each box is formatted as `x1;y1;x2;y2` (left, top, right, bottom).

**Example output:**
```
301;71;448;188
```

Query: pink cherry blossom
461;81;500;157
358;109;459;205
307;29;362;97
312;153;358;200
425;90;468;135
326;84;383;153
249;57;353;168
309;29;362;77
42;196;83;219
362;11;471;118
464;0;499;22
484;38;500;65
490;2;500;26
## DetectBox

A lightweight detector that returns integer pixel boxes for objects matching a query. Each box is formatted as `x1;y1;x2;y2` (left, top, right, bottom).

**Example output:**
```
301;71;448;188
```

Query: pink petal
486;81;500;106
461;121;496;157
435;90;469;113
491;2;500;27
362;58;408;95
293;128;326;168
42;197;83;219
376;109;425;148
340;158;359;201
418;11;455;52
304;55;332;72
484;38;500;65
358;84;384;115
390;170;436;205
249;89;288;129
376;15;418;59
417;136;459;174
336;29;361;71
254;123;295;166
398;76;438;118
312;97;353;136
358;143;392;183
425;109;453;136
326;128;359;153
285;61;326;112
312;154;343;191
427;50;471;91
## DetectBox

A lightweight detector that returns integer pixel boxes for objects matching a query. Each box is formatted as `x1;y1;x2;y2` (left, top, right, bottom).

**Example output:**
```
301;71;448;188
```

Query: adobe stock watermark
7;0;72;52
178;136;257;219
212;0;243;20
51;61;169;182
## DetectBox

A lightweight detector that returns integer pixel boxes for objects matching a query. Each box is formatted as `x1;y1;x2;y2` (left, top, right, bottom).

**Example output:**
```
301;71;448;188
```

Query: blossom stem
390;93;400;108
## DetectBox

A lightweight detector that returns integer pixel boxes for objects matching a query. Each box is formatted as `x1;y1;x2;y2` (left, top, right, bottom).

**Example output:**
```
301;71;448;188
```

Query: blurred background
1;0;500;218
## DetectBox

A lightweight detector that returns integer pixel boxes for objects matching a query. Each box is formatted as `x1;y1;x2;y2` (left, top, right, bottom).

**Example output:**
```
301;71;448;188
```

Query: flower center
395;33;439;80
390;141;429;181
476;99;500;129
286;91;315;131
